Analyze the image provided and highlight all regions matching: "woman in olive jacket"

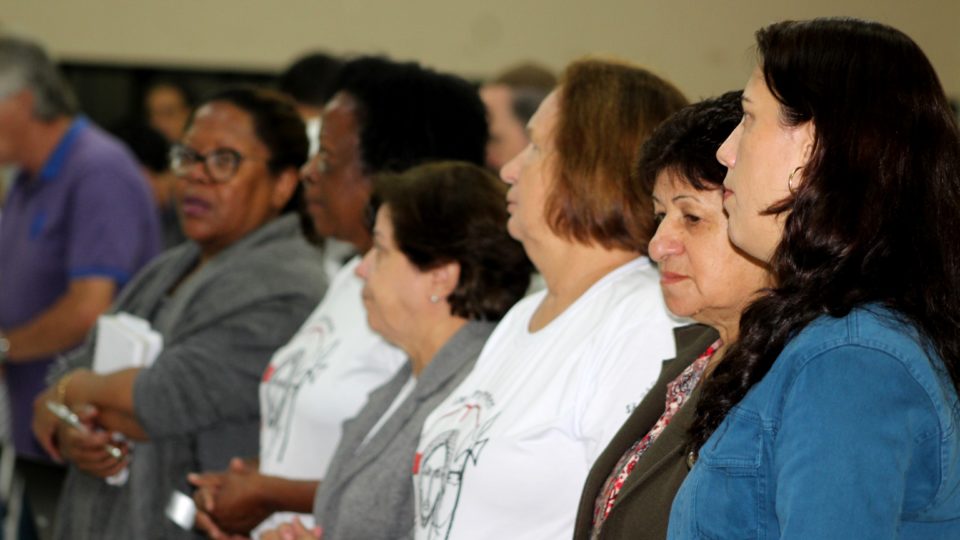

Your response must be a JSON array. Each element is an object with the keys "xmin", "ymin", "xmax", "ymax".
[{"xmin": 573, "ymin": 92, "xmax": 770, "ymax": 539}]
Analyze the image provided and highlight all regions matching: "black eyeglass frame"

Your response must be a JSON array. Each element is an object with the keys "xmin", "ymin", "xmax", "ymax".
[{"xmin": 169, "ymin": 144, "xmax": 256, "ymax": 183}]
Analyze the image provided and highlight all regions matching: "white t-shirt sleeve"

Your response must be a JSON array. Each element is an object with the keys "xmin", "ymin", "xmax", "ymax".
[{"xmin": 574, "ymin": 319, "xmax": 675, "ymax": 461}]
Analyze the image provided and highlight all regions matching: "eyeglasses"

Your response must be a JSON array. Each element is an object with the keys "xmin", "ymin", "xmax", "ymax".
[{"xmin": 169, "ymin": 144, "xmax": 261, "ymax": 183}]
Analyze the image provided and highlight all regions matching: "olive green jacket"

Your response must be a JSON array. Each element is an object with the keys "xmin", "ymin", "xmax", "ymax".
[{"xmin": 573, "ymin": 324, "xmax": 720, "ymax": 540}]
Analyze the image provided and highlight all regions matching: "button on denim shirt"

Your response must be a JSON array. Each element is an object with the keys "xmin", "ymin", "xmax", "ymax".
[{"xmin": 668, "ymin": 307, "xmax": 960, "ymax": 539}]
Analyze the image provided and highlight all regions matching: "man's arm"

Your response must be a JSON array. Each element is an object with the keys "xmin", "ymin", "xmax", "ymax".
[{"xmin": 3, "ymin": 277, "xmax": 115, "ymax": 361}]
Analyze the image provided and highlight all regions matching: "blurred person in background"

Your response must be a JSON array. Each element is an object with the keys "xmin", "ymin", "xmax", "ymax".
[
  {"xmin": 480, "ymin": 62, "xmax": 556, "ymax": 171},
  {"xmin": 0, "ymin": 164, "xmax": 13, "ymax": 206},
  {"xmin": 113, "ymin": 122, "xmax": 186, "ymax": 248},
  {"xmin": 0, "ymin": 35, "xmax": 160, "ymax": 540},
  {"xmin": 145, "ymin": 79, "xmax": 195, "ymax": 144}
]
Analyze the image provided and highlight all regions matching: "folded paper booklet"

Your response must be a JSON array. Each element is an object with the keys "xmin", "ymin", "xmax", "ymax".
[
  {"xmin": 92, "ymin": 312, "xmax": 163, "ymax": 374},
  {"xmin": 90, "ymin": 313, "xmax": 163, "ymax": 486}
]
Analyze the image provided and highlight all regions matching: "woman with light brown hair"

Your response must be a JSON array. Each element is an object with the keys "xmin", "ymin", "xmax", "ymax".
[{"xmin": 408, "ymin": 58, "xmax": 687, "ymax": 540}]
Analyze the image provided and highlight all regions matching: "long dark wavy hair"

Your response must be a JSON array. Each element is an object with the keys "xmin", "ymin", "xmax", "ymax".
[{"xmin": 689, "ymin": 18, "xmax": 960, "ymax": 451}]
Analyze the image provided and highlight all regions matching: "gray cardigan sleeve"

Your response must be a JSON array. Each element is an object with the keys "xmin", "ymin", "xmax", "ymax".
[
  {"xmin": 131, "ymin": 288, "xmax": 317, "ymax": 439},
  {"xmin": 131, "ymin": 232, "xmax": 326, "ymax": 439}
]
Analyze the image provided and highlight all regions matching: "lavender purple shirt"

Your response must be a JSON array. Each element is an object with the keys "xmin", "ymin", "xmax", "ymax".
[{"xmin": 0, "ymin": 117, "xmax": 161, "ymax": 459}]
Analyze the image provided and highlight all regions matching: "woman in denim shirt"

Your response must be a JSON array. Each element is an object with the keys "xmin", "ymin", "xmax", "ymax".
[{"xmin": 668, "ymin": 18, "xmax": 960, "ymax": 539}]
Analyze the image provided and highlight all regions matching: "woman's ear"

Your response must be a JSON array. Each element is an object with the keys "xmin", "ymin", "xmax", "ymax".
[
  {"xmin": 429, "ymin": 261, "xmax": 461, "ymax": 299},
  {"xmin": 799, "ymin": 121, "xmax": 816, "ymax": 164},
  {"xmin": 271, "ymin": 168, "xmax": 300, "ymax": 210},
  {"xmin": 787, "ymin": 121, "xmax": 816, "ymax": 192}
]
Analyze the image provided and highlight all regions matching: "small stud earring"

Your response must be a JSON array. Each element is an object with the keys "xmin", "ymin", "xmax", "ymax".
[{"xmin": 430, "ymin": 295, "xmax": 440, "ymax": 304}]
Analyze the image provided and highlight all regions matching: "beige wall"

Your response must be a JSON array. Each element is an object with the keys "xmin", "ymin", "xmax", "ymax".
[{"xmin": 2, "ymin": 0, "xmax": 958, "ymax": 99}]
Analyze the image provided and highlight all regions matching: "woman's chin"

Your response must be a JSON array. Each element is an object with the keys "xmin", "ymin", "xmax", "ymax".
[
  {"xmin": 665, "ymin": 299, "xmax": 700, "ymax": 322},
  {"xmin": 180, "ymin": 223, "xmax": 209, "ymax": 245}
]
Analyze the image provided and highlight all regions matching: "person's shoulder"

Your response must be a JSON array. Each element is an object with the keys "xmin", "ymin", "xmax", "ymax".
[
  {"xmin": 472, "ymin": 289, "xmax": 544, "ymax": 348},
  {"xmin": 599, "ymin": 257, "xmax": 662, "ymax": 301},
  {"xmin": 770, "ymin": 306, "xmax": 955, "ymax": 420},
  {"xmin": 501, "ymin": 287, "xmax": 547, "ymax": 321},
  {"xmin": 581, "ymin": 257, "xmax": 674, "ymax": 327},
  {"xmin": 115, "ymin": 242, "xmax": 198, "ymax": 297},
  {"xmin": 786, "ymin": 306, "xmax": 929, "ymax": 368},
  {"xmin": 754, "ymin": 307, "xmax": 960, "ymax": 462},
  {"xmin": 674, "ymin": 324, "xmax": 721, "ymax": 361},
  {"xmin": 201, "ymin": 220, "xmax": 326, "ymax": 305},
  {"xmin": 69, "ymin": 122, "xmax": 142, "ymax": 173},
  {"xmin": 235, "ymin": 234, "xmax": 325, "ymax": 287}
]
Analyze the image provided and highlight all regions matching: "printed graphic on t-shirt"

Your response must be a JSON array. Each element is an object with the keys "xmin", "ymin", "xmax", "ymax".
[
  {"xmin": 414, "ymin": 390, "xmax": 500, "ymax": 540},
  {"xmin": 261, "ymin": 316, "xmax": 338, "ymax": 464}
]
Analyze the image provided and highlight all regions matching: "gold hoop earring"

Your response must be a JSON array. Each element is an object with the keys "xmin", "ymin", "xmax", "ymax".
[{"xmin": 787, "ymin": 166, "xmax": 803, "ymax": 193}]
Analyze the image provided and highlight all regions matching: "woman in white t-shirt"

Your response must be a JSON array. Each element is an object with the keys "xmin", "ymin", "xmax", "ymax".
[{"xmin": 407, "ymin": 59, "xmax": 689, "ymax": 540}]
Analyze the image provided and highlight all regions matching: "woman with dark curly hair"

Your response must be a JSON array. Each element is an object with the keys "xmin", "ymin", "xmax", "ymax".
[{"xmin": 668, "ymin": 18, "xmax": 960, "ymax": 539}]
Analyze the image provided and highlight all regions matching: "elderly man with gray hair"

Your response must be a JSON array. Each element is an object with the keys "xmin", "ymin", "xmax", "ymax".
[{"xmin": 0, "ymin": 35, "xmax": 160, "ymax": 539}]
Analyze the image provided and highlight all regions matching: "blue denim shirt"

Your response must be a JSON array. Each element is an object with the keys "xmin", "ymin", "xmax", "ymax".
[{"xmin": 668, "ymin": 307, "xmax": 960, "ymax": 539}]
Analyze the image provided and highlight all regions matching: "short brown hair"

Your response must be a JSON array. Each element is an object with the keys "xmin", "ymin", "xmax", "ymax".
[
  {"xmin": 373, "ymin": 162, "xmax": 532, "ymax": 321},
  {"xmin": 546, "ymin": 58, "xmax": 687, "ymax": 254}
]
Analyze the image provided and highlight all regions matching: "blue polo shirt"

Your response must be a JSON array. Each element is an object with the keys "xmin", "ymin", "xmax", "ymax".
[{"xmin": 0, "ymin": 117, "xmax": 161, "ymax": 459}]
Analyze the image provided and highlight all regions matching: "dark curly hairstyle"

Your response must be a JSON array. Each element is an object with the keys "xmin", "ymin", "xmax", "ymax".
[
  {"xmin": 372, "ymin": 162, "xmax": 532, "ymax": 321},
  {"xmin": 197, "ymin": 86, "xmax": 307, "ymax": 175},
  {"xmin": 278, "ymin": 52, "xmax": 342, "ymax": 108},
  {"xmin": 637, "ymin": 91, "xmax": 742, "ymax": 197},
  {"xmin": 690, "ymin": 18, "xmax": 960, "ymax": 451},
  {"xmin": 193, "ymin": 86, "xmax": 308, "ymax": 216},
  {"xmin": 330, "ymin": 56, "xmax": 488, "ymax": 174}
]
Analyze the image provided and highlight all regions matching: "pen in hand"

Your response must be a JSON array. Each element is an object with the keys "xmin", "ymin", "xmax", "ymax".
[{"xmin": 45, "ymin": 400, "xmax": 124, "ymax": 459}]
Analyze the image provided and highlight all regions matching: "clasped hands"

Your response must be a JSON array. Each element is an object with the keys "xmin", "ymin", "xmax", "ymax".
[
  {"xmin": 31, "ymin": 383, "xmax": 130, "ymax": 478},
  {"xmin": 189, "ymin": 457, "xmax": 276, "ymax": 539}
]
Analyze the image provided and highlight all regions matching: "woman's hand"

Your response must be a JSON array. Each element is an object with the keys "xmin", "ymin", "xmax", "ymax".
[
  {"xmin": 31, "ymin": 385, "xmax": 63, "ymax": 461},
  {"xmin": 259, "ymin": 518, "xmax": 321, "ymax": 540},
  {"xmin": 189, "ymin": 469, "xmax": 225, "ymax": 515},
  {"xmin": 189, "ymin": 469, "xmax": 232, "ymax": 539},
  {"xmin": 58, "ymin": 404, "xmax": 129, "ymax": 478},
  {"xmin": 193, "ymin": 510, "xmax": 251, "ymax": 540},
  {"xmin": 190, "ymin": 457, "xmax": 270, "ymax": 535}
]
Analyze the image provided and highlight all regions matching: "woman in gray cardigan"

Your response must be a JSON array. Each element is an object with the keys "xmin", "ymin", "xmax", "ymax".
[
  {"xmin": 573, "ymin": 92, "xmax": 772, "ymax": 539},
  {"xmin": 30, "ymin": 87, "xmax": 327, "ymax": 540},
  {"xmin": 261, "ymin": 162, "xmax": 532, "ymax": 540}
]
